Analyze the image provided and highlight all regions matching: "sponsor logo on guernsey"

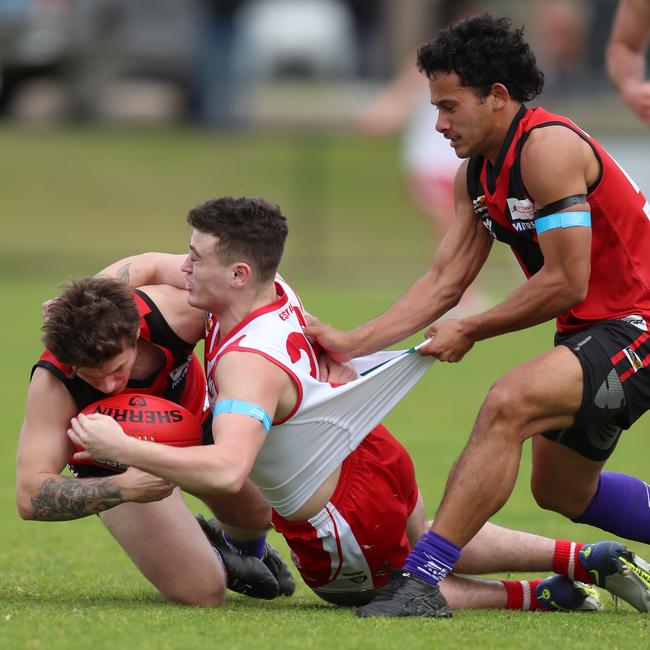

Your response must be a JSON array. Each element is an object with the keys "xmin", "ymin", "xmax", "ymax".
[
  {"xmin": 506, "ymin": 197, "xmax": 536, "ymax": 231},
  {"xmin": 472, "ymin": 194, "xmax": 488, "ymax": 217},
  {"xmin": 482, "ymin": 216, "xmax": 496, "ymax": 238},
  {"xmin": 472, "ymin": 195, "xmax": 497, "ymax": 238},
  {"xmin": 169, "ymin": 357, "xmax": 191, "ymax": 389},
  {"xmin": 623, "ymin": 346, "xmax": 643, "ymax": 373},
  {"xmin": 207, "ymin": 376, "xmax": 216, "ymax": 404},
  {"xmin": 205, "ymin": 313, "xmax": 215, "ymax": 334}
]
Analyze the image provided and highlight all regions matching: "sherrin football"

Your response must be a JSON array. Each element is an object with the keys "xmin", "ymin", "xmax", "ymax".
[{"xmin": 71, "ymin": 393, "xmax": 203, "ymax": 473}]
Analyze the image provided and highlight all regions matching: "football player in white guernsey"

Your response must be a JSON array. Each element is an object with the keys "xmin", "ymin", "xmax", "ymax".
[{"xmin": 69, "ymin": 197, "xmax": 617, "ymax": 613}]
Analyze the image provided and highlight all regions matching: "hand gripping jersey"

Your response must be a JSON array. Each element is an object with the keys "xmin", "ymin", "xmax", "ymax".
[
  {"xmin": 33, "ymin": 289, "xmax": 206, "ymax": 417},
  {"xmin": 466, "ymin": 105, "xmax": 650, "ymax": 334},
  {"xmin": 204, "ymin": 278, "xmax": 433, "ymax": 517}
]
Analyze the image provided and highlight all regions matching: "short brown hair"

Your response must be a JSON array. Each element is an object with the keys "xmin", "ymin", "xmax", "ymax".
[
  {"xmin": 43, "ymin": 277, "xmax": 140, "ymax": 367},
  {"xmin": 187, "ymin": 197, "xmax": 288, "ymax": 282}
]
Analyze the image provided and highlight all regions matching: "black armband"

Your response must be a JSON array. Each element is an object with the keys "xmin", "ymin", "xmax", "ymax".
[{"xmin": 535, "ymin": 194, "xmax": 587, "ymax": 219}]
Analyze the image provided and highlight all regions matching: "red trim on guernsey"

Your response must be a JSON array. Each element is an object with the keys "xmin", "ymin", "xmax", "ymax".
[
  {"xmin": 209, "ymin": 335, "xmax": 245, "ymax": 396},
  {"xmin": 217, "ymin": 282, "xmax": 289, "ymax": 349},
  {"xmin": 215, "ymin": 344, "xmax": 304, "ymax": 424},
  {"xmin": 213, "ymin": 335, "xmax": 246, "ymax": 367},
  {"xmin": 276, "ymin": 276, "xmax": 309, "ymax": 324},
  {"xmin": 131, "ymin": 292, "xmax": 152, "ymax": 340}
]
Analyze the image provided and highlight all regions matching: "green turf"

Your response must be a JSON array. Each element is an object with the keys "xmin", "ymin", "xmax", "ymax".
[{"xmin": 1, "ymin": 126, "xmax": 649, "ymax": 649}]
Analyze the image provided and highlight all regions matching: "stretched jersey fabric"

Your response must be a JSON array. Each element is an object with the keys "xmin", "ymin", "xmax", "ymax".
[
  {"xmin": 466, "ymin": 105, "xmax": 650, "ymax": 334},
  {"xmin": 33, "ymin": 289, "xmax": 206, "ymax": 418},
  {"xmin": 204, "ymin": 278, "xmax": 434, "ymax": 517}
]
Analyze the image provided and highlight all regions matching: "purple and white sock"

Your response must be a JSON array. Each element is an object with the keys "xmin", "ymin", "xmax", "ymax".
[{"xmin": 403, "ymin": 530, "xmax": 461, "ymax": 586}]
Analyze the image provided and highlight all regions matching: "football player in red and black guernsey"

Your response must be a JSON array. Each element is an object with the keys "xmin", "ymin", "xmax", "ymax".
[
  {"xmin": 17, "ymin": 276, "xmax": 294, "ymax": 605},
  {"xmin": 305, "ymin": 14, "xmax": 650, "ymax": 617}
]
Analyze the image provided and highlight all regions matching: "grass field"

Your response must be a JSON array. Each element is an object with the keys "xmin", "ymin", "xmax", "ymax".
[{"xmin": 1, "ymin": 126, "xmax": 649, "ymax": 649}]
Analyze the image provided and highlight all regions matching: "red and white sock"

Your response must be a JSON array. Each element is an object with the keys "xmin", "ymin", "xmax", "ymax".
[
  {"xmin": 552, "ymin": 539, "xmax": 592, "ymax": 584},
  {"xmin": 502, "ymin": 579, "xmax": 546, "ymax": 610}
]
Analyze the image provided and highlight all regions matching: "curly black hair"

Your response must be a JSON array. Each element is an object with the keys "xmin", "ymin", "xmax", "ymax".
[{"xmin": 417, "ymin": 14, "xmax": 544, "ymax": 102}]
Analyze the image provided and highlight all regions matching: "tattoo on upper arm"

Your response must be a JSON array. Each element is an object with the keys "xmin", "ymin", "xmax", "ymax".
[
  {"xmin": 30, "ymin": 476, "xmax": 124, "ymax": 521},
  {"xmin": 116, "ymin": 263, "xmax": 131, "ymax": 283}
]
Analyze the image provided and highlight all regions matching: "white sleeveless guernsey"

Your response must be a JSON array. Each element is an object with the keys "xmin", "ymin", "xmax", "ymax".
[{"xmin": 204, "ymin": 277, "xmax": 434, "ymax": 517}]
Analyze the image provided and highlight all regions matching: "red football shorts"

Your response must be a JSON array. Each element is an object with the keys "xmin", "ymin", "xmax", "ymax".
[{"xmin": 272, "ymin": 424, "xmax": 419, "ymax": 594}]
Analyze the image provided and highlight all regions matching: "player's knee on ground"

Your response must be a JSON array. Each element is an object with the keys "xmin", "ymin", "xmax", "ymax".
[
  {"xmin": 157, "ymin": 556, "xmax": 227, "ymax": 607},
  {"xmin": 161, "ymin": 579, "xmax": 226, "ymax": 607}
]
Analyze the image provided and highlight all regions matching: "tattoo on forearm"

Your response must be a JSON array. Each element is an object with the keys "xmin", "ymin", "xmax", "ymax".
[
  {"xmin": 116, "ymin": 263, "xmax": 131, "ymax": 283},
  {"xmin": 30, "ymin": 476, "xmax": 124, "ymax": 521}
]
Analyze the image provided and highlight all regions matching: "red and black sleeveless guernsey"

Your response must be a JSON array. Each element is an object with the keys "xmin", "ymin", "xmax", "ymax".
[
  {"xmin": 466, "ymin": 105, "xmax": 650, "ymax": 334},
  {"xmin": 32, "ymin": 289, "xmax": 206, "ymax": 417}
]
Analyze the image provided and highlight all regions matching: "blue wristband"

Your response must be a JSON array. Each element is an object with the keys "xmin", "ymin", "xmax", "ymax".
[
  {"xmin": 535, "ymin": 211, "xmax": 591, "ymax": 234},
  {"xmin": 213, "ymin": 400, "xmax": 272, "ymax": 432}
]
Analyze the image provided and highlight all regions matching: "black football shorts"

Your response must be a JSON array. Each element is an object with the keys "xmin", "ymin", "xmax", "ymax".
[{"xmin": 542, "ymin": 318, "xmax": 650, "ymax": 461}]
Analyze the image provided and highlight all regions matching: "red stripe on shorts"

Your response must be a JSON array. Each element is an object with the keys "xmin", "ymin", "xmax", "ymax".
[
  {"xmin": 610, "ymin": 331, "xmax": 650, "ymax": 364},
  {"xmin": 619, "ymin": 351, "xmax": 650, "ymax": 383}
]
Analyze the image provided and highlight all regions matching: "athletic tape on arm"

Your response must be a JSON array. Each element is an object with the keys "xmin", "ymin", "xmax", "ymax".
[
  {"xmin": 535, "ymin": 211, "xmax": 591, "ymax": 235},
  {"xmin": 213, "ymin": 400, "xmax": 272, "ymax": 432}
]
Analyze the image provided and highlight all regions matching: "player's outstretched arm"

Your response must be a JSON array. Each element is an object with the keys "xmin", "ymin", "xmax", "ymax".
[
  {"xmin": 426, "ymin": 126, "xmax": 592, "ymax": 362},
  {"xmin": 69, "ymin": 352, "xmax": 290, "ymax": 496},
  {"xmin": 305, "ymin": 160, "xmax": 493, "ymax": 359},
  {"xmin": 16, "ymin": 370, "xmax": 174, "ymax": 521},
  {"xmin": 606, "ymin": 0, "xmax": 650, "ymax": 123},
  {"xmin": 98, "ymin": 252, "xmax": 188, "ymax": 289}
]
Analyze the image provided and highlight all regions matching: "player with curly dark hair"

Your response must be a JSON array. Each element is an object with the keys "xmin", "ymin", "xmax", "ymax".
[
  {"xmin": 306, "ymin": 13, "xmax": 650, "ymax": 618},
  {"xmin": 417, "ymin": 13, "xmax": 544, "ymax": 103}
]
